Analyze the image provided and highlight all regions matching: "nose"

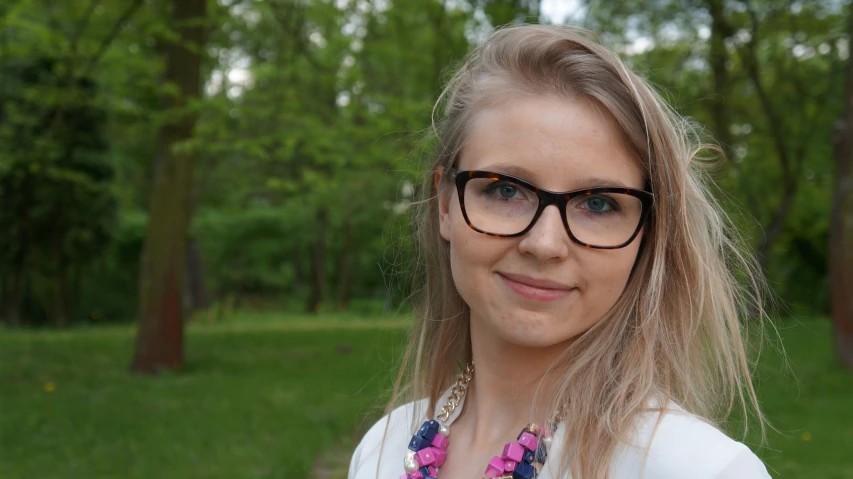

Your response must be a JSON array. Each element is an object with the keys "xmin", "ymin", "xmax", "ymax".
[{"xmin": 517, "ymin": 204, "xmax": 571, "ymax": 260}]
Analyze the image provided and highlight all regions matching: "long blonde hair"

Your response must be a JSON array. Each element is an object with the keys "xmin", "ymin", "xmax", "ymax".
[{"xmin": 384, "ymin": 24, "xmax": 771, "ymax": 479}]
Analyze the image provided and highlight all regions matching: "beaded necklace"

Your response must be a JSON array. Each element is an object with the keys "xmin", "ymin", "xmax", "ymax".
[{"xmin": 401, "ymin": 362, "xmax": 558, "ymax": 479}]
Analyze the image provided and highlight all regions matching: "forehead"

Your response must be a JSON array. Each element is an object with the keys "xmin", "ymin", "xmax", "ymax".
[{"xmin": 457, "ymin": 95, "xmax": 645, "ymax": 191}]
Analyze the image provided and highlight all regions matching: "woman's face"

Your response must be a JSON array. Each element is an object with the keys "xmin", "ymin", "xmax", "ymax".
[{"xmin": 438, "ymin": 95, "xmax": 646, "ymax": 348}]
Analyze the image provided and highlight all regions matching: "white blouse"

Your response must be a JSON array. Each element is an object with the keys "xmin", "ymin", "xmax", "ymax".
[{"xmin": 348, "ymin": 387, "xmax": 772, "ymax": 479}]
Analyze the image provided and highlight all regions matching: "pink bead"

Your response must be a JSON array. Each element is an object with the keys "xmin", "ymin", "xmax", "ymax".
[
  {"xmin": 504, "ymin": 460, "xmax": 518, "ymax": 472},
  {"xmin": 485, "ymin": 456, "xmax": 507, "ymax": 478},
  {"xmin": 431, "ymin": 433, "xmax": 449, "ymax": 449},
  {"xmin": 423, "ymin": 465, "xmax": 437, "ymax": 477},
  {"xmin": 432, "ymin": 448, "xmax": 447, "ymax": 467},
  {"xmin": 399, "ymin": 475, "xmax": 409, "ymax": 479},
  {"xmin": 518, "ymin": 431, "xmax": 539, "ymax": 451},
  {"xmin": 501, "ymin": 442, "xmax": 525, "ymax": 462},
  {"xmin": 409, "ymin": 471, "xmax": 424, "ymax": 479},
  {"xmin": 414, "ymin": 448, "xmax": 436, "ymax": 467}
]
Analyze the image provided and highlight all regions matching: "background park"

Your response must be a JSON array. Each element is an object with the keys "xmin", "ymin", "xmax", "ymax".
[{"xmin": 1, "ymin": 0, "xmax": 852, "ymax": 478}]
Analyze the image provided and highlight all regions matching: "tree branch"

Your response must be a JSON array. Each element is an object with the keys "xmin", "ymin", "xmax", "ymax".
[
  {"xmin": 704, "ymin": 0, "xmax": 762, "ymax": 217},
  {"xmin": 45, "ymin": 0, "xmax": 143, "ymax": 136},
  {"xmin": 81, "ymin": 0, "xmax": 144, "ymax": 77},
  {"xmin": 737, "ymin": 0, "xmax": 801, "ymax": 264},
  {"xmin": 739, "ymin": 2, "xmax": 793, "ymax": 180},
  {"xmin": 69, "ymin": 0, "xmax": 102, "ymax": 51}
]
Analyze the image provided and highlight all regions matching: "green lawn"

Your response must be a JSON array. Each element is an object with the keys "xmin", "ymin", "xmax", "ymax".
[
  {"xmin": 744, "ymin": 319, "xmax": 853, "ymax": 478},
  {"xmin": 0, "ymin": 316, "xmax": 851, "ymax": 478}
]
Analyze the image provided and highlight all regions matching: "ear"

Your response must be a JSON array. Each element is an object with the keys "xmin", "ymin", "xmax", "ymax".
[{"xmin": 434, "ymin": 166, "xmax": 451, "ymax": 241}]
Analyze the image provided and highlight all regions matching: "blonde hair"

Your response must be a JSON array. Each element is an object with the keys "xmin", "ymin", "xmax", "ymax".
[{"xmin": 383, "ymin": 24, "xmax": 771, "ymax": 479}]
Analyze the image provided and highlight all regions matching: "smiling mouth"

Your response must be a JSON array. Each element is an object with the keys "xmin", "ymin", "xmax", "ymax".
[{"xmin": 497, "ymin": 273, "xmax": 575, "ymax": 302}]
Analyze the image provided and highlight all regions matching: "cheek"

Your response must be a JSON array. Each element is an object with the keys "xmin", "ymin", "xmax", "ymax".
[
  {"xmin": 446, "ymin": 209, "xmax": 507, "ymax": 304},
  {"xmin": 582, "ymin": 242, "xmax": 641, "ymax": 307},
  {"xmin": 447, "ymin": 224, "xmax": 487, "ymax": 288}
]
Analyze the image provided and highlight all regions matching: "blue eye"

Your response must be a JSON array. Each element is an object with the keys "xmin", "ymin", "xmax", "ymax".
[
  {"xmin": 581, "ymin": 195, "xmax": 618, "ymax": 214},
  {"xmin": 484, "ymin": 181, "xmax": 526, "ymax": 200},
  {"xmin": 497, "ymin": 184, "xmax": 518, "ymax": 199}
]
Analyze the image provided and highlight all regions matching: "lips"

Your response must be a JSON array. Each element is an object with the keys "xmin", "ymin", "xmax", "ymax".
[
  {"xmin": 497, "ymin": 272, "xmax": 575, "ymax": 302},
  {"xmin": 499, "ymin": 272, "xmax": 573, "ymax": 290}
]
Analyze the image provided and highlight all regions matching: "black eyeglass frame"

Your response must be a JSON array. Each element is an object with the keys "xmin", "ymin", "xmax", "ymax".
[{"xmin": 447, "ymin": 167, "xmax": 655, "ymax": 250}]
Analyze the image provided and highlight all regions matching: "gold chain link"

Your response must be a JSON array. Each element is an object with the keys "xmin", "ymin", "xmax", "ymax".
[{"xmin": 436, "ymin": 362, "xmax": 475, "ymax": 423}]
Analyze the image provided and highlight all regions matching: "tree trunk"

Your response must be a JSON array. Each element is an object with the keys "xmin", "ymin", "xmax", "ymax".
[
  {"xmin": 1, "ymin": 277, "xmax": 6, "ymax": 327},
  {"xmin": 2, "ymin": 274, "xmax": 12, "ymax": 327},
  {"xmin": 186, "ymin": 237, "xmax": 208, "ymax": 312},
  {"xmin": 131, "ymin": 0, "xmax": 206, "ymax": 374},
  {"xmin": 52, "ymin": 222, "xmax": 69, "ymax": 328},
  {"xmin": 707, "ymin": 0, "xmax": 732, "ymax": 156},
  {"xmin": 292, "ymin": 243, "xmax": 303, "ymax": 290},
  {"xmin": 306, "ymin": 207, "xmax": 328, "ymax": 313},
  {"xmin": 336, "ymin": 219, "xmax": 352, "ymax": 311},
  {"xmin": 2, "ymin": 169, "xmax": 32, "ymax": 327},
  {"xmin": 738, "ymin": 5, "xmax": 801, "ymax": 268},
  {"xmin": 2, "ymin": 264, "xmax": 24, "ymax": 327},
  {"xmin": 70, "ymin": 262, "xmax": 81, "ymax": 320},
  {"xmin": 830, "ymin": 6, "xmax": 853, "ymax": 371}
]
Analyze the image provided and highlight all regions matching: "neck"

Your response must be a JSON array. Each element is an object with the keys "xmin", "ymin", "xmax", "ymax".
[{"xmin": 455, "ymin": 312, "xmax": 570, "ymax": 450}]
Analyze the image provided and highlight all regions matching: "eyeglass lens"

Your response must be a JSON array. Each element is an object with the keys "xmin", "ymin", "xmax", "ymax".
[{"xmin": 463, "ymin": 177, "xmax": 643, "ymax": 247}]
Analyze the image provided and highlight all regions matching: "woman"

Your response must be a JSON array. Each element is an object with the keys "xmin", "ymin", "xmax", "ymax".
[{"xmin": 348, "ymin": 24, "xmax": 773, "ymax": 479}]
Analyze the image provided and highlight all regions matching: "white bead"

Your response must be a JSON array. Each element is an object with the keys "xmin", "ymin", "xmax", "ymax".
[
  {"xmin": 404, "ymin": 451, "xmax": 418, "ymax": 472},
  {"xmin": 439, "ymin": 424, "xmax": 450, "ymax": 436}
]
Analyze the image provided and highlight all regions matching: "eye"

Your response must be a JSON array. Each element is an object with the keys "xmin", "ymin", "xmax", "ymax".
[
  {"xmin": 483, "ymin": 181, "xmax": 528, "ymax": 201},
  {"xmin": 578, "ymin": 195, "xmax": 618, "ymax": 214},
  {"xmin": 497, "ymin": 183, "xmax": 518, "ymax": 199}
]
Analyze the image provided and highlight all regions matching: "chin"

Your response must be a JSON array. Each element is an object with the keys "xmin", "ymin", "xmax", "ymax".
[
  {"xmin": 505, "ymin": 333, "xmax": 572, "ymax": 349},
  {"xmin": 489, "ymin": 311, "xmax": 583, "ymax": 349}
]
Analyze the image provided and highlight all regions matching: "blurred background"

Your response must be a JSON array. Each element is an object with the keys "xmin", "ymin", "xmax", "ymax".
[{"xmin": 0, "ymin": 0, "xmax": 851, "ymax": 478}]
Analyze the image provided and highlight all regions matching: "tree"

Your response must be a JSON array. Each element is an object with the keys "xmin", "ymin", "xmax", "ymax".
[
  {"xmin": 131, "ymin": 0, "xmax": 207, "ymax": 373},
  {"xmin": 583, "ymin": 0, "xmax": 846, "ymax": 314},
  {"xmin": 191, "ymin": 0, "xmax": 476, "ymax": 313},
  {"xmin": 830, "ymin": 4, "xmax": 853, "ymax": 370},
  {"xmin": 1, "ymin": 0, "xmax": 140, "ymax": 327}
]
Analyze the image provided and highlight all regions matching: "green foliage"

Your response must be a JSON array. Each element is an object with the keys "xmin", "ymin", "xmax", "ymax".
[
  {"xmin": 76, "ymin": 212, "xmax": 147, "ymax": 323},
  {"xmin": 0, "ymin": 0, "xmax": 842, "ymax": 324},
  {"xmin": 583, "ymin": 0, "xmax": 847, "ymax": 314},
  {"xmin": 190, "ymin": 0, "xmax": 478, "ymax": 314},
  {"xmin": 0, "ymin": 53, "xmax": 117, "ymax": 325}
]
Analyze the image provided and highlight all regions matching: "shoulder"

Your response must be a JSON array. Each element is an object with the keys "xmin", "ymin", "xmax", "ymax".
[
  {"xmin": 347, "ymin": 398, "xmax": 430, "ymax": 479},
  {"xmin": 611, "ymin": 406, "xmax": 771, "ymax": 479}
]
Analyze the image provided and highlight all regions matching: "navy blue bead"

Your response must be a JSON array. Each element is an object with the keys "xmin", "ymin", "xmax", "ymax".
[
  {"xmin": 408, "ymin": 434, "xmax": 431, "ymax": 451},
  {"xmin": 512, "ymin": 461, "xmax": 536, "ymax": 479},
  {"xmin": 534, "ymin": 443, "xmax": 547, "ymax": 463},
  {"xmin": 420, "ymin": 466, "xmax": 437, "ymax": 478},
  {"xmin": 417, "ymin": 420, "xmax": 439, "ymax": 442},
  {"xmin": 522, "ymin": 449, "xmax": 535, "ymax": 464}
]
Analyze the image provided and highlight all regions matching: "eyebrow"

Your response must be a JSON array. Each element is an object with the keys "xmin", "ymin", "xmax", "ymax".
[{"xmin": 481, "ymin": 163, "xmax": 633, "ymax": 189}]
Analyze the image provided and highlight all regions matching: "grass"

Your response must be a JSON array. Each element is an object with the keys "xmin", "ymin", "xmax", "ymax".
[
  {"xmin": 0, "ymin": 314, "xmax": 408, "ymax": 479},
  {"xmin": 744, "ymin": 319, "xmax": 853, "ymax": 478},
  {"xmin": 0, "ymin": 314, "xmax": 851, "ymax": 478}
]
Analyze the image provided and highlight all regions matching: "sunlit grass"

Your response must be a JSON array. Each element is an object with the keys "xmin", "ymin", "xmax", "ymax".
[
  {"xmin": 0, "ymin": 314, "xmax": 407, "ymax": 479},
  {"xmin": 1, "ymin": 315, "xmax": 851, "ymax": 478}
]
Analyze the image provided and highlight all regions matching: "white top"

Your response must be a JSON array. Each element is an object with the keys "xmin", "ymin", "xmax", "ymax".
[{"xmin": 348, "ymin": 386, "xmax": 772, "ymax": 479}]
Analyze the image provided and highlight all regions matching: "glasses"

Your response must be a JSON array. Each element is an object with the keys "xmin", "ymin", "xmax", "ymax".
[{"xmin": 448, "ymin": 167, "xmax": 654, "ymax": 250}]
